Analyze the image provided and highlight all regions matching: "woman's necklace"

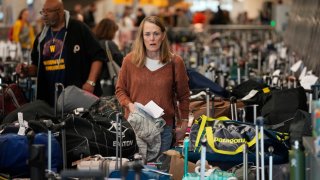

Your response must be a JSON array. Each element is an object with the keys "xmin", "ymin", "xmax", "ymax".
[{"xmin": 49, "ymin": 28, "xmax": 61, "ymax": 54}]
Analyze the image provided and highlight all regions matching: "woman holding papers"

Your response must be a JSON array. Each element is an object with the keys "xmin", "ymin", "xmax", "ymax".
[{"xmin": 115, "ymin": 16, "xmax": 190, "ymax": 158}]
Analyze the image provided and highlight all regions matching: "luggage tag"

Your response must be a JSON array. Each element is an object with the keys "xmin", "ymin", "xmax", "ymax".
[
  {"xmin": 17, "ymin": 112, "xmax": 28, "ymax": 135},
  {"xmin": 241, "ymin": 90, "xmax": 259, "ymax": 101}
]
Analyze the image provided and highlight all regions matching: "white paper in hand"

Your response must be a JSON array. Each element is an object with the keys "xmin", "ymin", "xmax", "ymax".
[
  {"xmin": 145, "ymin": 101, "xmax": 164, "ymax": 118},
  {"xmin": 134, "ymin": 101, "xmax": 164, "ymax": 118}
]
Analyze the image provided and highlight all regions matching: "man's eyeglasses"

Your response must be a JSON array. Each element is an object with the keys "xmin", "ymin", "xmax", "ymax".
[{"xmin": 39, "ymin": 8, "xmax": 60, "ymax": 15}]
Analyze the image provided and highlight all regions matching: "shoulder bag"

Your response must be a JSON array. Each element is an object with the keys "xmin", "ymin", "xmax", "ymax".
[{"xmin": 105, "ymin": 41, "xmax": 121, "ymax": 79}]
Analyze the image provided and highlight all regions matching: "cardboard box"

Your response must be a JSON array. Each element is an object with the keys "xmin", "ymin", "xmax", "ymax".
[{"xmin": 164, "ymin": 150, "xmax": 196, "ymax": 180}]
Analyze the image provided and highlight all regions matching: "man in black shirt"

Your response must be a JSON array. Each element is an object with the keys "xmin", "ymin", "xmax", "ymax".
[{"xmin": 16, "ymin": 0, "xmax": 106, "ymax": 106}]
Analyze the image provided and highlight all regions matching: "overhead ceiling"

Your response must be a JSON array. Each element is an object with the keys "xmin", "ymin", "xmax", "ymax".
[{"xmin": 62, "ymin": 0, "xmax": 183, "ymax": 11}]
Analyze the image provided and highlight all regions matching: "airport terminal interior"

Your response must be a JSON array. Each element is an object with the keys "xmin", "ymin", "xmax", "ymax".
[{"xmin": 0, "ymin": 0, "xmax": 320, "ymax": 179}]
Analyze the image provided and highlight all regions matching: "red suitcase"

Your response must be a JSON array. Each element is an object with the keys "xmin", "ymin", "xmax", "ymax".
[{"xmin": 0, "ymin": 83, "xmax": 27, "ymax": 115}]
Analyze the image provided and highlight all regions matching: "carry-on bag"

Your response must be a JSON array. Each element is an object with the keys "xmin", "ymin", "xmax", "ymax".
[
  {"xmin": 0, "ymin": 132, "xmax": 62, "ymax": 178},
  {"xmin": 189, "ymin": 115, "xmax": 289, "ymax": 162},
  {"xmin": 51, "ymin": 82, "xmax": 138, "ymax": 168},
  {"xmin": 0, "ymin": 83, "xmax": 27, "ymax": 116},
  {"xmin": 187, "ymin": 68, "xmax": 229, "ymax": 98},
  {"xmin": 60, "ymin": 111, "xmax": 138, "ymax": 167},
  {"xmin": 189, "ymin": 96, "xmax": 245, "ymax": 120},
  {"xmin": 261, "ymin": 86, "xmax": 308, "ymax": 132}
]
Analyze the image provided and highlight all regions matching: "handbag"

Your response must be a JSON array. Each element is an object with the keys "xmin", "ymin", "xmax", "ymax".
[{"xmin": 105, "ymin": 41, "xmax": 121, "ymax": 79}]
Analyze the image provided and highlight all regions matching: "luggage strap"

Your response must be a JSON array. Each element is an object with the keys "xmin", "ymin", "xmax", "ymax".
[{"xmin": 6, "ymin": 87, "xmax": 21, "ymax": 108}]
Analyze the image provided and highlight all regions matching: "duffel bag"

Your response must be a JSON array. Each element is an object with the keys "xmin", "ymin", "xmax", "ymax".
[
  {"xmin": 62, "ymin": 111, "xmax": 138, "ymax": 167},
  {"xmin": 0, "ymin": 133, "xmax": 62, "ymax": 177},
  {"xmin": 261, "ymin": 86, "xmax": 308, "ymax": 132},
  {"xmin": 189, "ymin": 115, "xmax": 289, "ymax": 156},
  {"xmin": 190, "ymin": 97, "xmax": 245, "ymax": 120}
]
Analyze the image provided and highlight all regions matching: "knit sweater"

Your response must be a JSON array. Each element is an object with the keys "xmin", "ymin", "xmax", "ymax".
[{"xmin": 116, "ymin": 53, "xmax": 190, "ymax": 126}]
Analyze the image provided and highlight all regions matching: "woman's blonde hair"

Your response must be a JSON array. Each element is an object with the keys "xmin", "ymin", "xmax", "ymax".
[{"xmin": 131, "ymin": 16, "xmax": 172, "ymax": 67}]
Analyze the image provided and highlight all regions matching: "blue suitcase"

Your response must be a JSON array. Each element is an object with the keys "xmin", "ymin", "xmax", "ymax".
[{"xmin": 0, "ymin": 133, "xmax": 62, "ymax": 177}]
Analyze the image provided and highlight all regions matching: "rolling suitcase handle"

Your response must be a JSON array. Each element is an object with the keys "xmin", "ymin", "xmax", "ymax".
[
  {"xmin": 237, "ymin": 65, "xmax": 241, "ymax": 85},
  {"xmin": 200, "ymin": 137, "xmax": 207, "ymax": 180},
  {"xmin": 268, "ymin": 146, "xmax": 274, "ymax": 180},
  {"xmin": 241, "ymin": 107, "xmax": 248, "ymax": 180},
  {"xmin": 252, "ymin": 104, "xmax": 260, "ymax": 180},
  {"xmin": 205, "ymin": 88, "xmax": 211, "ymax": 117},
  {"xmin": 256, "ymin": 117, "xmax": 265, "ymax": 180},
  {"xmin": 243, "ymin": 144, "xmax": 248, "ymax": 180},
  {"xmin": 308, "ymin": 91, "xmax": 313, "ymax": 113},
  {"xmin": 309, "ymin": 85, "xmax": 320, "ymax": 113},
  {"xmin": 54, "ymin": 83, "xmax": 67, "ymax": 170},
  {"xmin": 115, "ymin": 112, "xmax": 123, "ymax": 170},
  {"xmin": 0, "ymin": 83, "xmax": 6, "ymax": 116},
  {"xmin": 230, "ymin": 96, "xmax": 238, "ymax": 120},
  {"xmin": 183, "ymin": 137, "xmax": 190, "ymax": 178}
]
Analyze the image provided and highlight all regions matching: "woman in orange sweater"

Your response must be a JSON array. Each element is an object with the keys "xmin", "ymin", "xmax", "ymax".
[{"xmin": 116, "ymin": 16, "xmax": 190, "ymax": 158}]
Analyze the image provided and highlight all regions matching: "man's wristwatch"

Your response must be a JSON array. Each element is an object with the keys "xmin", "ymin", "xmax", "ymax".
[{"xmin": 86, "ymin": 80, "xmax": 96, "ymax": 87}]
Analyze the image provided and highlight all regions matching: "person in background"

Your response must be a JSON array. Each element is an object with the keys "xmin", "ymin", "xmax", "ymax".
[
  {"xmin": 73, "ymin": 3, "xmax": 83, "ymax": 15},
  {"xmin": 15, "ymin": 0, "xmax": 106, "ymax": 106},
  {"xmin": 157, "ymin": 7, "xmax": 174, "ymax": 27},
  {"xmin": 118, "ymin": 6, "xmax": 134, "ymax": 50},
  {"xmin": 95, "ymin": 18, "xmax": 123, "ymax": 94},
  {"xmin": 135, "ymin": 8, "xmax": 146, "ymax": 27},
  {"xmin": 70, "ymin": 3, "xmax": 84, "ymax": 22},
  {"xmin": 12, "ymin": 8, "xmax": 35, "ymax": 52},
  {"xmin": 105, "ymin": 11, "xmax": 116, "ymax": 21},
  {"xmin": 174, "ymin": 8, "xmax": 190, "ymax": 27},
  {"xmin": 116, "ymin": 16, "xmax": 190, "ymax": 156},
  {"xmin": 211, "ymin": 5, "xmax": 231, "ymax": 25},
  {"xmin": 83, "ymin": 2, "xmax": 97, "ymax": 29},
  {"xmin": 70, "ymin": 11, "xmax": 84, "ymax": 22},
  {"xmin": 192, "ymin": 10, "xmax": 206, "ymax": 24}
]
